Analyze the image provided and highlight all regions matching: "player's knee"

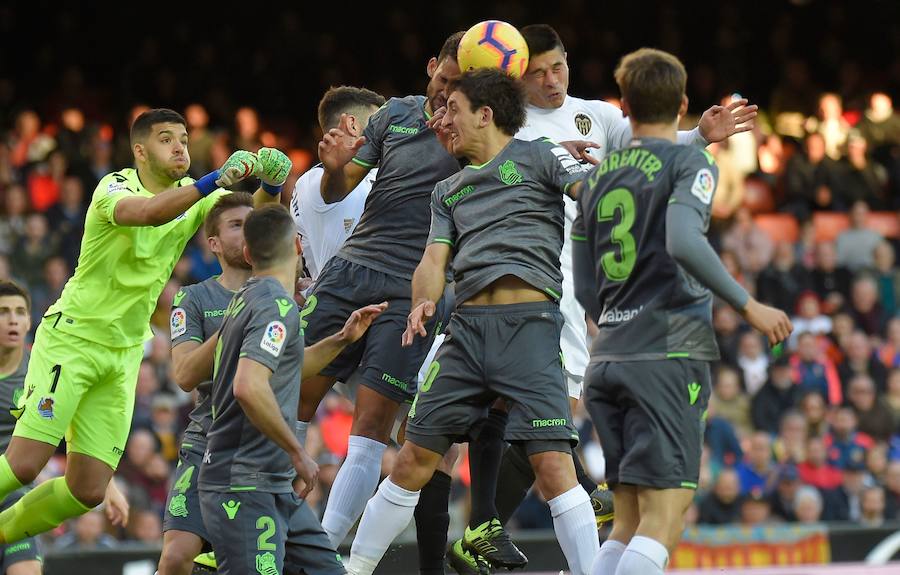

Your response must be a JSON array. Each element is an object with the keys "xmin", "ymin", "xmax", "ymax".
[
  {"xmin": 352, "ymin": 410, "xmax": 393, "ymax": 442},
  {"xmin": 157, "ymin": 545, "xmax": 196, "ymax": 575},
  {"xmin": 8, "ymin": 457, "xmax": 42, "ymax": 485},
  {"xmin": 437, "ymin": 444, "xmax": 459, "ymax": 474},
  {"xmin": 68, "ymin": 481, "xmax": 107, "ymax": 508},
  {"xmin": 530, "ymin": 450, "xmax": 576, "ymax": 495}
]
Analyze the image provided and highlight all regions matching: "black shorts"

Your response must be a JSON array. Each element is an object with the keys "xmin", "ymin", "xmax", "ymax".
[
  {"xmin": 584, "ymin": 358, "xmax": 711, "ymax": 490},
  {"xmin": 0, "ymin": 489, "xmax": 41, "ymax": 570},
  {"xmin": 199, "ymin": 490, "xmax": 344, "ymax": 575},
  {"xmin": 303, "ymin": 257, "xmax": 451, "ymax": 403},
  {"xmin": 405, "ymin": 302, "xmax": 578, "ymax": 455},
  {"xmin": 163, "ymin": 438, "xmax": 209, "ymax": 541}
]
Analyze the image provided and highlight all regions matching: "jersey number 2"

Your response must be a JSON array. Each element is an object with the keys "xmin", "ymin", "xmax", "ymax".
[{"xmin": 597, "ymin": 187, "xmax": 636, "ymax": 281}]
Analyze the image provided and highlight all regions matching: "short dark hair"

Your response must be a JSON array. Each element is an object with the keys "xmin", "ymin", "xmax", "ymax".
[
  {"xmin": 520, "ymin": 24, "xmax": 565, "ymax": 57},
  {"xmin": 439, "ymin": 31, "xmax": 465, "ymax": 63},
  {"xmin": 243, "ymin": 204, "xmax": 296, "ymax": 269},
  {"xmin": 204, "ymin": 192, "xmax": 254, "ymax": 238},
  {"xmin": 614, "ymin": 48, "xmax": 687, "ymax": 124},
  {"xmin": 0, "ymin": 280, "xmax": 30, "ymax": 312},
  {"xmin": 451, "ymin": 69, "xmax": 527, "ymax": 136},
  {"xmin": 130, "ymin": 108, "xmax": 186, "ymax": 146},
  {"xmin": 317, "ymin": 86, "xmax": 386, "ymax": 131}
]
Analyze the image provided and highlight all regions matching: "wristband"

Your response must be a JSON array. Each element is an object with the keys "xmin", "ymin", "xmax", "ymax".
[
  {"xmin": 195, "ymin": 171, "xmax": 220, "ymax": 196},
  {"xmin": 261, "ymin": 181, "xmax": 283, "ymax": 197}
]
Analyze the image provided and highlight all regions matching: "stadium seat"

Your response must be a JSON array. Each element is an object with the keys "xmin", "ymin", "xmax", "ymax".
[
  {"xmin": 742, "ymin": 177, "xmax": 776, "ymax": 214},
  {"xmin": 813, "ymin": 212, "xmax": 850, "ymax": 242},
  {"xmin": 754, "ymin": 213, "xmax": 800, "ymax": 243},
  {"xmin": 866, "ymin": 211, "xmax": 900, "ymax": 238}
]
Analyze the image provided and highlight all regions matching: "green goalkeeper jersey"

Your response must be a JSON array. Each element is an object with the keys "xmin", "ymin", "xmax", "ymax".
[{"xmin": 46, "ymin": 168, "xmax": 228, "ymax": 347}]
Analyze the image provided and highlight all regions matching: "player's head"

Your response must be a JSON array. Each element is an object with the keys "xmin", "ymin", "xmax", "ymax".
[
  {"xmin": 317, "ymin": 86, "xmax": 386, "ymax": 137},
  {"xmin": 242, "ymin": 204, "xmax": 300, "ymax": 273},
  {"xmin": 205, "ymin": 192, "xmax": 254, "ymax": 271},
  {"xmin": 425, "ymin": 31, "xmax": 465, "ymax": 114},
  {"xmin": 131, "ymin": 108, "xmax": 190, "ymax": 181},
  {"xmin": 614, "ymin": 48, "xmax": 688, "ymax": 126},
  {"xmin": 442, "ymin": 69, "xmax": 526, "ymax": 157},
  {"xmin": 520, "ymin": 24, "xmax": 569, "ymax": 109},
  {"xmin": 0, "ymin": 281, "xmax": 30, "ymax": 351}
]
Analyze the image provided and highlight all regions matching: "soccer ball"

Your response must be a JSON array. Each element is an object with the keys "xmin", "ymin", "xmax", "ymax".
[{"xmin": 457, "ymin": 20, "xmax": 529, "ymax": 78}]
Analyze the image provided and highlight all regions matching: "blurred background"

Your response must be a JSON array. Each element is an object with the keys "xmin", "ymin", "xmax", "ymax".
[{"xmin": 3, "ymin": 0, "xmax": 900, "ymax": 571}]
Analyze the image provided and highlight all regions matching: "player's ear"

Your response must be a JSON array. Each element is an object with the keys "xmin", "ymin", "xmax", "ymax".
[
  {"xmin": 620, "ymin": 98, "xmax": 631, "ymax": 119},
  {"xmin": 133, "ymin": 142, "xmax": 145, "ymax": 163},
  {"xmin": 426, "ymin": 57, "xmax": 438, "ymax": 78},
  {"xmin": 480, "ymin": 106, "xmax": 493, "ymax": 128},
  {"xmin": 678, "ymin": 95, "xmax": 689, "ymax": 120},
  {"xmin": 208, "ymin": 235, "xmax": 220, "ymax": 256},
  {"xmin": 242, "ymin": 245, "xmax": 253, "ymax": 267},
  {"xmin": 346, "ymin": 115, "xmax": 359, "ymax": 136}
]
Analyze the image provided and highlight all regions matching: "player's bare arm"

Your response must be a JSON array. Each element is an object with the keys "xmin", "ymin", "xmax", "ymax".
[
  {"xmin": 403, "ymin": 242, "xmax": 451, "ymax": 345},
  {"xmin": 171, "ymin": 333, "xmax": 219, "ymax": 392},
  {"xmin": 301, "ymin": 302, "xmax": 388, "ymax": 379},
  {"xmin": 319, "ymin": 113, "xmax": 370, "ymax": 203}
]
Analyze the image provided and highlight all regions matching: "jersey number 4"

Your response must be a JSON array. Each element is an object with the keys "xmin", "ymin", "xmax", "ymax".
[{"xmin": 597, "ymin": 187, "xmax": 636, "ymax": 281}]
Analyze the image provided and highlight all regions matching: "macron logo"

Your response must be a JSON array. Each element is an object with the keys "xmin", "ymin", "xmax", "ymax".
[{"xmin": 389, "ymin": 124, "xmax": 419, "ymax": 135}]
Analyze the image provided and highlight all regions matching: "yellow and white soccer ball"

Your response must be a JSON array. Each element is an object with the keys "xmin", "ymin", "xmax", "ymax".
[{"xmin": 457, "ymin": 20, "xmax": 530, "ymax": 78}]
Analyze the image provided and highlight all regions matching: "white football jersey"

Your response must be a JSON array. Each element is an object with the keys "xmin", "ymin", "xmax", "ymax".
[
  {"xmin": 290, "ymin": 164, "xmax": 375, "ymax": 281},
  {"xmin": 516, "ymin": 95, "xmax": 706, "ymax": 385}
]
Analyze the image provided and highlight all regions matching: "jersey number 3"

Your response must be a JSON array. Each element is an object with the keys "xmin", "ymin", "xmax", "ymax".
[{"xmin": 597, "ymin": 187, "xmax": 636, "ymax": 281}]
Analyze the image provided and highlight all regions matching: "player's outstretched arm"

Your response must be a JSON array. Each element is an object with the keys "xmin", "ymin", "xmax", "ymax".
[
  {"xmin": 114, "ymin": 151, "xmax": 259, "ymax": 226},
  {"xmin": 301, "ymin": 302, "xmax": 388, "ymax": 379},
  {"xmin": 171, "ymin": 332, "xmax": 219, "ymax": 392},
  {"xmin": 233, "ymin": 357, "xmax": 318, "ymax": 496},
  {"xmin": 402, "ymin": 242, "xmax": 451, "ymax": 347},
  {"xmin": 695, "ymin": 98, "xmax": 758, "ymax": 144},
  {"xmin": 318, "ymin": 114, "xmax": 370, "ymax": 204},
  {"xmin": 251, "ymin": 147, "xmax": 293, "ymax": 207}
]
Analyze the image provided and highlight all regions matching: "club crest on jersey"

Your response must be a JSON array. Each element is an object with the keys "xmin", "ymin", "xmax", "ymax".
[
  {"xmin": 498, "ymin": 160, "xmax": 523, "ymax": 185},
  {"xmin": 171, "ymin": 308, "xmax": 187, "ymax": 339},
  {"xmin": 261, "ymin": 321, "xmax": 287, "ymax": 357},
  {"xmin": 37, "ymin": 397, "xmax": 54, "ymax": 419},
  {"xmin": 343, "ymin": 218, "xmax": 355, "ymax": 233},
  {"xmin": 690, "ymin": 168, "xmax": 715, "ymax": 205},
  {"xmin": 574, "ymin": 113, "xmax": 592, "ymax": 136}
]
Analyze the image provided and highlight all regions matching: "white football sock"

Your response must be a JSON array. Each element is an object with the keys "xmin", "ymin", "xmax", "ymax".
[
  {"xmin": 345, "ymin": 477, "xmax": 420, "ymax": 575},
  {"xmin": 322, "ymin": 435, "xmax": 386, "ymax": 547},
  {"xmin": 615, "ymin": 535, "xmax": 668, "ymax": 575},
  {"xmin": 592, "ymin": 539, "xmax": 626, "ymax": 575},
  {"xmin": 548, "ymin": 486, "xmax": 600, "ymax": 575}
]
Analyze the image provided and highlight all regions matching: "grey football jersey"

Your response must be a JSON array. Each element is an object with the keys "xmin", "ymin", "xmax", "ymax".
[
  {"xmin": 0, "ymin": 350, "xmax": 29, "ymax": 454},
  {"xmin": 199, "ymin": 276, "xmax": 302, "ymax": 494},
  {"xmin": 339, "ymin": 95, "xmax": 462, "ymax": 279},
  {"xmin": 573, "ymin": 139, "xmax": 721, "ymax": 361},
  {"xmin": 427, "ymin": 138, "xmax": 586, "ymax": 304},
  {"xmin": 170, "ymin": 278, "xmax": 235, "ymax": 443}
]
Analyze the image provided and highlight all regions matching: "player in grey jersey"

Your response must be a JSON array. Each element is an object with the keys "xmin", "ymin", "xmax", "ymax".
[
  {"xmin": 572, "ymin": 49, "xmax": 791, "ymax": 575},
  {"xmin": 0, "ymin": 281, "xmax": 127, "ymax": 575},
  {"xmin": 343, "ymin": 70, "xmax": 598, "ymax": 575}
]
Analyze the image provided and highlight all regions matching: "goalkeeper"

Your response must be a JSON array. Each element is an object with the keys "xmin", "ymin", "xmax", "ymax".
[{"xmin": 0, "ymin": 108, "xmax": 291, "ymax": 545}]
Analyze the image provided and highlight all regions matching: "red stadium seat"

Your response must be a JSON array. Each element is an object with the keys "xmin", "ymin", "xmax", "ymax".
[
  {"xmin": 754, "ymin": 213, "xmax": 800, "ymax": 243},
  {"xmin": 867, "ymin": 212, "xmax": 900, "ymax": 238},
  {"xmin": 742, "ymin": 177, "xmax": 776, "ymax": 214},
  {"xmin": 813, "ymin": 212, "xmax": 850, "ymax": 242}
]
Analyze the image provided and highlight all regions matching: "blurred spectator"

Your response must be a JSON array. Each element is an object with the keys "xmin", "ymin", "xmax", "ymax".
[
  {"xmin": 0, "ymin": 184, "xmax": 28, "ymax": 254},
  {"xmin": 885, "ymin": 368, "xmax": 900, "ymax": 427},
  {"xmin": 859, "ymin": 486, "xmax": 887, "ymax": 527},
  {"xmin": 884, "ymin": 461, "xmax": 900, "ymax": 520},
  {"xmin": 698, "ymin": 468, "xmax": 743, "ymax": 525},
  {"xmin": 756, "ymin": 241, "xmax": 811, "ymax": 315},
  {"xmin": 11, "ymin": 212, "xmax": 57, "ymax": 289},
  {"xmin": 769, "ymin": 463, "xmax": 802, "ymax": 521},
  {"xmin": 735, "ymin": 432, "xmax": 777, "ymax": 495},
  {"xmin": 721, "ymin": 207, "xmax": 773, "ymax": 274},
  {"xmin": 740, "ymin": 488, "xmax": 773, "ymax": 526},
  {"xmin": 773, "ymin": 410, "xmax": 807, "ymax": 464},
  {"xmin": 810, "ymin": 242, "xmax": 852, "ymax": 311},
  {"xmin": 752, "ymin": 357, "xmax": 800, "ymax": 434},
  {"xmin": 705, "ymin": 416, "xmax": 743, "ymax": 468},
  {"xmin": 737, "ymin": 332, "xmax": 769, "ymax": 396},
  {"xmin": 821, "ymin": 459, "xmax": 869, "ymax": 522},
  {"xmin": 149, "ymin": 394, "xmax": 179, "ymax": 464},
  {"xmin": 871, "ymin": 242, "xmax": 900, "ymax": 317},
  {"xmin": 834, "ymin": 132, "xmax": 887, "ymax": 208},
  {"xmin": 788, "ymin": 292, "xmax": 832, "ymax": 350},
  {"xmin": 857, "ymin": 92, "xmax": 900, "ymax": 152},
  {"xmin": 836, "ymin": 201, "xmax": 883, "ymax": 272},
  {"xmin": 846, "ymin": 374, "xmax": 895, "ymax": 442},
  {"xmin": 792, "ymin": 332, "xmax": 842, "ymax": 406},
  {"xmin": 133, "ymin": 360, "xmax": 161, "ymax": 430},
  {"xmin": 713, "ymin": 306, "xmax": 743, "ymax": 366},
  {"xmin": 783, "ymin": 132, "xmax": 840, "ymax": 216},
  {"xmin": 184, "ymin": 104, "xmax": 215, "ymax": 178},
  {"xmin": 128, "ymin": 509, "xmax": 163, "ymax": 545},
  {"xmin": 799, "ymin": 391, "xmax": 829, "ymax": 437},
  {"xmin": 30, "ymin": 256, "xmax": 70, "ymax": 330},
  {"xmin": 839, "ymin": 330, "xmax": 888, "ymax": 392},
  {"xmin": 808, "ymin": 93, "xmax": 850, "ymax": 161},
  {"xmin": 710, "ymin": 366, "xmax": 752, "ymax": 437},
  {"xmin": 793, "ymin": 485, "xmax": 825, "ymax": 524},
  {"xmin": 824, "ymin": 407, "xmax": 874, "ymax": 470},
  {"xmin": 798, "ymin": 435, "xmax": 843, "ymax": 489},
  {"xmin": 866, "ymin": 443, "xmax": 889, "ymax": 484},
  {"xmin": 117, "ymin": 429, "xmax": 170, "ymax": 513},
  {"xmin": 26, "ymin": 149, "xmax": 66, "ymax": 212},
  {"xmin": 234, "ymin": 107, "xmax": 262, "ymax": 152},
  {"xmin": 53, "ymin": 510, "xmax": 118, "ymax": 550},
  {"xmin": 9, "ymin": 110, "xmax": 55, "ymax": 169},
  {"xmin": 44, "ymin": 175, "xmax": 86, "ymax": 268}
]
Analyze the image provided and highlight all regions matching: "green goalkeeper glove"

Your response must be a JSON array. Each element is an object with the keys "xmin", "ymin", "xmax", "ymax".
[
  {"xmin": 256, "ymin": 147, "xmax": 292, "ymax": 186},
  {"xmin": 215, "ymin": 150, "xmax": 260, "ymax": 188}
]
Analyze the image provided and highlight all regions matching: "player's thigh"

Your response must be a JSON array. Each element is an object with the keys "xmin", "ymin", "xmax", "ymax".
[
  {"xmin": 0, "ymin": 490, "xmax": 42, "ymax": 574},
  {"xmin": 617, "ymin": 359, "xmax": 711, "ymax": 490},
  {"xmin": 163, "ymin": 443, "xmax": 210, "ymax": 542},
  {"xmin": 66, "ymin": 343, "xmax": 143, "ymax": 470},
  {"xmin": 199, "ymin": 490, "xmax": 287, "ymax": 575},
  {"xmin": 405, "ymin": 327, "xmax": 492, "ymax": 456},
  {"xmin": 284, "ymin": 495, "xmax": 344, "ymax": 575},
  {"xmin": 584, "ymin": 361, "xmax": 626, "ymax": 485},
  {"xmin": 13, "ymin": 325, "xmax": 99, "ymax": 449}
]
